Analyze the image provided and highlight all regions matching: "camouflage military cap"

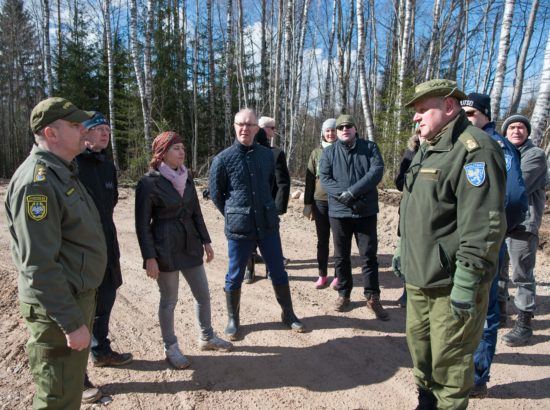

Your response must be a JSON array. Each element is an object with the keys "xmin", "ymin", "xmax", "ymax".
[
  {"xmin": 405, "ymin": 79, "xmax": 468, "ymax": 108},
  {"xmin": 336, "ymin": 114, "xmax": 356, "ymax": 128},
  {"xmin": 30, "ymin": 97, "xmax": 94, "ymax": 133}
]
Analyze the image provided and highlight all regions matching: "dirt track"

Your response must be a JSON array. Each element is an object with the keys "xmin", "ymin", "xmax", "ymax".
[{"xmin": 1, "ymin": 180, "xmax": 549, "ymax": 409}]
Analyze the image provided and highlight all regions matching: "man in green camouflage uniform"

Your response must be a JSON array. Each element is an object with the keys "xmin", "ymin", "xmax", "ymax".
[
  {"xmin": 4, "ymin": 98, "xmax": 107, "ymax": 409},
  {"xmin": 394, "ymin": 80, "xmax": 506, "ymax": 409}
]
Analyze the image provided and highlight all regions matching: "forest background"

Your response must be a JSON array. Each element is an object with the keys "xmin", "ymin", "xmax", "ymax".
[{"xmin": 1, "ymin": 0, "xmax": 550, "ymax": 185}]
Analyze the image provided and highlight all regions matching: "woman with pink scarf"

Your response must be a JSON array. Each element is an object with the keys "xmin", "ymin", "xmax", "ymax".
[{"xmin": 135, "ymin": 132, "xmax": 232, "ymax": 369}]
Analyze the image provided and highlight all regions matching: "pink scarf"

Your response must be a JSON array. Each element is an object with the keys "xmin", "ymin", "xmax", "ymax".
[{"xmin": 159, "ymin": 162, "xmax": 188, "ymax": 197}]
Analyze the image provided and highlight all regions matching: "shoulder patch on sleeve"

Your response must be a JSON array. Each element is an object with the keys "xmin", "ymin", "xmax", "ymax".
[
  {"xmin": 464, "ymin": 162, "xmax": 486, "ymax": 186},
  {"xmin": 33, "ymin": 164, "xmax": 47, "ymax": 182},
  {"xmin": 26, "ymin": 195, "xmax": 48, "ymax": 221},
  {"xmin": 458, "ymin": 134, "xmax": 480, "ymax": 152}
]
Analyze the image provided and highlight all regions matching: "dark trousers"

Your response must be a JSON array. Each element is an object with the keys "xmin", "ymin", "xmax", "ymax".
[
  {"xmin": 313, "ymin": 200, "xmax": 331, "ymax": 276},
  {"xmin": 91, "ymin": 277, "xmax": 117, "ymax": 358},
  {"xmin": 330, "ymin": 215, "xmax": 379, "ymax": 298},
  {"xmin": 225, "ymin": 232, "xmax": 289, "ymax": 291}
]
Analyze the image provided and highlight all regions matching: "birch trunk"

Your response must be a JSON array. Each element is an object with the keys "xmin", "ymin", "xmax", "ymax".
[
  {"xmin": 491, "ymin": 0, "xmax": 515, "ymax": 121},
  {"xmin": 236, "ymin": 0, "xmax": 248, "ymax": 107},
  {"xmin": 508, "ymin": 0, "xmax": 539, "ymax": 115},
  {"xmin": 322, "ymin": 0, "xmax": 337, "ymax": 117},
  {"xmin": 395, "ymin": 0, "xmax": 413, "ymax": 135},
  {"xmin": 531, "ymin": 30, "xmax": 550, "ymax": 147},
  {"xmin": 273, "ymin": 0, "xmax": 284, "ymax": 126},
  {"xmin": 207, "ymin": 0, "xmax": 216, "ymax": 153},
  {"xmin": 224, "ymin": 0, "xmax": 234, "ymax": 146},
  {"xmin": 192, "ymin": 0, "xmax": 200, "ymax": 170},
  {"xmin": 356, "ymin": 0, "xmax": 375, "ymax": 140},
  {"xmin": 425, "ymin": 0, "xmax": 442, "ymax": 80},
  {"xmin": 42, "ymin": 0, "xmax": 52, "ymax": 95}
]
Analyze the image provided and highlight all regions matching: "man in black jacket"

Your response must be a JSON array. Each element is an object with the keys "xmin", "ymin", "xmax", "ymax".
[
  {"xmin": 76, "ymin": 113, "xmax": 132, "ymax": 402},
  {"xmin": 319, "ymin": 114, "xmax": 388, "ymax": 320}
]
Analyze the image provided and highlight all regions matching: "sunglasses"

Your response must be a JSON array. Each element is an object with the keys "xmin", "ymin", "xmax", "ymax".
[{"xmin": 337, "ymin": 124, "xmax": 354, "ymax": 130}]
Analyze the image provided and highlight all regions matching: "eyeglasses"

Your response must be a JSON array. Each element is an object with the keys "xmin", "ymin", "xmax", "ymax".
[
  {"xmin": 235, "ymin": 122, "xmax": 258, "ymax": 127},
  {"xmin": 336, "ymin": 124, "xmax": 354, "ymax": 130}
]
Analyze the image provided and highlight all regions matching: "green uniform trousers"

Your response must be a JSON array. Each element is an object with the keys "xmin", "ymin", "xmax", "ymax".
[
  {"xmin": 20, "ymin": 290, "xmax": 96, "ymax": 410},
  {"xmin": 406, "ymin": 281, "xmax": 490, "ymax": 410}
]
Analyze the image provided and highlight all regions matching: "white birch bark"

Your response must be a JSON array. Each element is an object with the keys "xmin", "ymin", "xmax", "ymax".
[
  {"xmin": 42, "ymin": 0, "xmax": 52, "ymax": 96},
  {"xmin": 236, "ymin": 0, "xmax": 248, "ymax": 107},
  {"xmin": 322, "ymin": 0, "xmax": 337, "ymax": 116},
  {"xmin": 531, "ymin": 30, "xmax": 550, "ymax": 147},
  {"xmin": 224, "ymin": 0, "xmax": 234, "ymax": 146},
  {"xmin": 356, "ymin": 0, "xmax": 375, "ymax": 140},
  {"xmin": 491, "ymin": 0, "xmax": 515, "ymax": 122},
  {"xmin": 192, "ymin": 0, "xmax": 200, "ymax": 170},
  {"xmin": 395, "ymin": 0, "xmax": 413, "ymax": 135},
  {"xmin": 207, "ymin": 0, "xmax": 216, "ymax": 152},
  {"xmin": 508, "ymin": 0, "xmax": 539, "ymax": 115}
]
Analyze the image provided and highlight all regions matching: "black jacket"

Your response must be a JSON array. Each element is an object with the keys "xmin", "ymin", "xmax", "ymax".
[
  {"xmin": 256, "ymin": 128, "xmax": 291, "ymax": 214},
  {"xmin": 135, "ymin": 171, "xmax": 211, "ymax": 272},
  {"xmin": 76, "ymin": 149, "xmax": 122, "ymax": 289}
]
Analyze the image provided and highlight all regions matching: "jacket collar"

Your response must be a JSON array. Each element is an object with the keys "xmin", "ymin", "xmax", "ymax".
[
  {"xmin": 31, "ymin": 144, "xmax": 76, "ymax": 183},
  {"xmin": 427, "ymin": 111, "xmax": 468, "ymax": 152}
]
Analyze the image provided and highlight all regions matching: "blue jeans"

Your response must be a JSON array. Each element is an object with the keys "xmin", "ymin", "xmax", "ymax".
[
  {"xmin": 473, "ymin": 245, "xmax": 506, "ymax": 385},
  {"xmin": 157, "ymin": 264, "xmax": 214, "ymax": 348},
  {"xmin": 225, "ymin": 232, "xmax": 289, "ymax": 290},
  {"xmin": 330, "ymin": 215, "xmax": 379, "ymax": 298},
  {"xmin": 91, "ymin": 278, "xmax": 117, "ymax": 358}
]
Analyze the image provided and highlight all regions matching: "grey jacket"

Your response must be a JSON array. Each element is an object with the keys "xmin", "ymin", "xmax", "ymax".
[
  {"xmin": 319, "ymin": 137, "xmax": 384, "ymax": 218},
  {"xmin": 514, "ymin": 139, "xmax": 548, "ymax": 235}
]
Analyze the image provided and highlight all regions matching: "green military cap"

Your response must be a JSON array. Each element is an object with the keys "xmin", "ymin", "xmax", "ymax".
[
  {"xmin": 30, "ymin": 97, "xmax": 94, "ymax": 133},
  {"xmin": 405, "ymin": 79, "xmax": 467, "ymax": 108},
  {"xmin": 336, "ymin": 114, "xmax": 356, "ymax": 128}
]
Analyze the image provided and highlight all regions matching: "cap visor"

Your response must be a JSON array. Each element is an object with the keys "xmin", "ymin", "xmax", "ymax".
[{"xmin": 63, "ymin": 109, "xmax": 95, "ymax": 123}]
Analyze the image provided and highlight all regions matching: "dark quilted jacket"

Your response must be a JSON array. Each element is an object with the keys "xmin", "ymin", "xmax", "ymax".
[
  {"xmin": 135, "ymin": 171, "xmax": 211, "ymax": 271},
  {"xmin": 209, "ymin": 140, "xmax": 279, "ymax": 240}
]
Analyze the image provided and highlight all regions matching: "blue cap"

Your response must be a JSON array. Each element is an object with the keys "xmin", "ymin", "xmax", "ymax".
[{"xmin": 83, "ymin": 112, "xmax": 109, "ymax": 129}]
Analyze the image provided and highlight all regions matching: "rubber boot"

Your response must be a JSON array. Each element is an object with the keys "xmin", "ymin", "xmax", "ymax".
[
  {"xmin": 415, "ymin": 388, "xmax": 437, "ymax": 410},
  {"xmin": 502, "ymin": 310, "xmax": 533, "ymax": 346},
  {"xmin": 243, "ymin": 257, "xmax": 255, "ymax": 284},
  {"xmin": 224, "ymin": 289, "xmax": 241, "ymax": 340},
  {"xmin": 273, "ymin": 285, "xmax": 305, "ymax": 332}
]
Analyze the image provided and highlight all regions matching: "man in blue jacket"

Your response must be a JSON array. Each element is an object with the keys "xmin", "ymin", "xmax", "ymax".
[
  {"xmin": 209, "ymin": 108, "xmax": 304, "ymax": 340},
  {"xmin": 460, "ymin": 93, "xmax": 528, "ymax": 398},
  {"xmin": 319, "ymin": 114, "xmax": 388, "ymax": 320}
]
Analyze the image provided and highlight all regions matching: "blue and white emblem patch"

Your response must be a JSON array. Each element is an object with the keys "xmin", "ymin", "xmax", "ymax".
[
  {"xmin": 464, "ymin": 162, "xmax": 486, "ymax": 187},
  {"xmin": 504, "ymin": 154, "xmax": 512, "ymax": 172}
]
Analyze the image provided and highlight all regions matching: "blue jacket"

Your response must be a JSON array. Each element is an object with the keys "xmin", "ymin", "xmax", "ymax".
[
  {"xmin": 319, "ymin": 137, "xmax": 384, "ymax": 218},
  {"xmin": 209, "ymin": 140, "xmax": 279, "ymax": 240},
  {"xmin": 482, "ymin": 122, "xmax": 528, "ymax": 232}
]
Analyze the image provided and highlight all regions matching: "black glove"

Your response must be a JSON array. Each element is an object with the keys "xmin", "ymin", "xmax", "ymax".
[{"xmin": 337, "ymin": 191, "xmax": 355, "ymax": 207}]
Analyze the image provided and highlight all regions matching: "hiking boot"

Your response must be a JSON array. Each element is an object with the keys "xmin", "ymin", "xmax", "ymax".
[
  {"xmin": 165, "ymin": 343, "xmax": 190, "ymax": 369},
  {"xmin": 314, "ymin": 276, "xmax": 328, "ymax": 289},
  {"xmin": 469, "ymin": 383, "xmax": 488, "ymax": 399},
  {"xmin": 366, "ymin": 293, "xmax": 389, "ymax": 321},
  {"xmin": 334, "ymin": 296, "xmax": 350, "ymax": 312},
  {"xmin": 92, "ymin": 350, "xmax": 133, "ymax": 367},
  {"xmin": 82, "ymin": 375, "xmax": 102, "ymax": 404},
  {"xmin": 244, "ymin": 257, "xmax": 255, "ymax": 284},
  {"xmin": 502, "ymin": 310, "xmax": 533, "ymax": 346},
  {"xmin": 199, "ymin": 335, "xmax": 234, "ymax": 352},
  {"xmin": 415, "ymin": 388, "xmax": 437, "ymax": 410},
  {"xmin": 330, "ymin": 277, "xmax": 339, "ymax": 290}
]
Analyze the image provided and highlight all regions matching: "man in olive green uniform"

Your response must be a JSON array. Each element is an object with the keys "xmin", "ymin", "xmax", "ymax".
[
  {"xmin": 394, "ymin": 80, "xmax": 506, "ymax": 410},
  {"xmin": 4, "ymin": 97, "xmax": 107, "ymax": 409}
]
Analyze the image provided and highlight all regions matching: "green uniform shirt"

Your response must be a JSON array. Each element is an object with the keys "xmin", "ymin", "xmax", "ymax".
[
  {"xmin": 307, "ymin": 145, "xmax": 329, "ymax": 202},
  {"xmin": 5, "ymin": 145, "xmax": 107, "ymax": 333},
  {"xmin": 399, "ymin": 111, "xmax": 506, "ymax": 288}
]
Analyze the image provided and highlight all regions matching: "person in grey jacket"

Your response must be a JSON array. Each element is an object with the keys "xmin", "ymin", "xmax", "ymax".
[
  {"xmin": 500, "ymin": 115, "xmax": 548, "ymax": 346},
  {"xmin": 209, "ymin": 108, "xmax": 304, "ymax": 340},
  {"xmin": 135, "ymin": 131, "xmax": 232, "ymax": 369},
  {"xmin": 319, "ymin": 114, "xmax": 388, "ymax": 320}
]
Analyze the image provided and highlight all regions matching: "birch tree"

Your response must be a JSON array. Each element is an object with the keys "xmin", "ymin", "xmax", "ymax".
[
  {"xmin": 207, "ymin": 0, "xmax": 216, "ymax": 153},
  {"xmin": 508, "ymin": 0, "xmax": 539, "ymax": 115},
  {"xmin": 224, "ymin": 0, "xmax": 234, "ymax": 145},
  {"xmin": 425, "ymin": 0, "xmax": 442, "ymax": 80},
  {"xmin": 395, "ymin": 0, "xmax": 413, "ymax": 135},
  {"xmin": 42, "ymin": 0, "xmax": 52, "ymax": 95},
  {"xmin": 491, "ymin": 0, "xmax": 515, "ymax": 121},
  {"xmin": 531, "ymin": 29, "xmax": 550, "ymax": 148},
  {"xmin": 356, "ymin": 0, "xmax": 375, "ymax": 140}
]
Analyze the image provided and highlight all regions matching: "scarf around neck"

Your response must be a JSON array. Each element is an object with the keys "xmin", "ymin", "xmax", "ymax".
[{"xmin": 159, "ymin": 162, "xmax": 188, "ymax": 197}]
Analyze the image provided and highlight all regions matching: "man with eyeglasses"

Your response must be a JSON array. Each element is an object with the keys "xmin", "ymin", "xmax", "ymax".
[
  {"xmin": 460, "ymin": 93, "xmax": 527, "ymax": 398},
  {"xmin": 209, "ymin": 108, "xmax": 304, "ymax": 341},
  {"xmin": 318, "ymin": 114, "xmax": 388, "ymax": 320},
  {"xmin": 396, "ymin": 80, "xmax": 506, "ymax": 409},
  {"xmin": 76, "ymin": 112, "xmax": 133, "ymax": 403}
]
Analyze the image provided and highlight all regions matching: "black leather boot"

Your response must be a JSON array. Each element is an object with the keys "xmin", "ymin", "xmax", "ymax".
[
  {"xmin": 498, "ymin": 300, "xmax": 507, "ymax": 328},
  {"xmin": 502, "ymin": 310, "xmax": 533, "ymax": 346},
  {"xmin": 244, "ymin": 257, "xmax": 255, "ymax": 284},
  {"xmin": 273, "ymin": 285, "xmax": 305, "ymax": 332},
  {"xmin": 415, "ymin": 388, "xmax": 437, "ymax": 410},
  {"xmin": 224, "ymin": 289, "xmax": 241, "ymax": 340}
]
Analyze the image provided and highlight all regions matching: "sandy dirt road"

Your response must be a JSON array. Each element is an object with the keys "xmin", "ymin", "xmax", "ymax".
[{"xmin": 1, "ymin": 180, "xmax": 549, "ymax": 409}]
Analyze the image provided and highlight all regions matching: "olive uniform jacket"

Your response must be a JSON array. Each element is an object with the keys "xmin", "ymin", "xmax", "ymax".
[
  {"xmin": 399, "ymin": 111, "xmax": 506, "ymax": 289},
  {"xmin": 5, "ymin": 145, "xmax": 107, "ymax": 333}
]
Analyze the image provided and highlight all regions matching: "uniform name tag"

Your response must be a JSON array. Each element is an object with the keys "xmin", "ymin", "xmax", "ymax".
[
  {"xmin": 464, "ymin": 162, "xmax": 486, "ymax": 186},
  {"xmin": 26, "ymin": 195, "xmax": 48, "ymax": 221}
]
